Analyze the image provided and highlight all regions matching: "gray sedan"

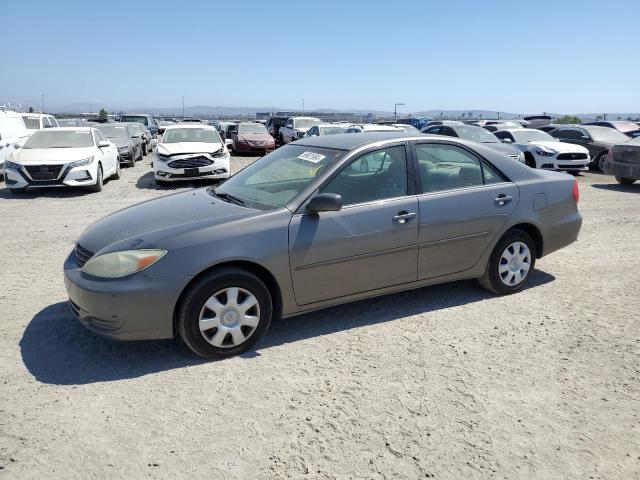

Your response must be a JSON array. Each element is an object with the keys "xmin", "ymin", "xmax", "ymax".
[{"xmin": 64, "ymin": 133, "xmax": 582, "ymax": 358}]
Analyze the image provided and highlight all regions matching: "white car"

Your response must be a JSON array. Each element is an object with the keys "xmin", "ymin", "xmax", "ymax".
[
  {"xmin": 20, "ymin": 113, "xmax": 59, "ymax": 130},
  {"xmin": 344, "ymin": 124, "xmax": 404, "ymax": 133},
  {"xmin": 494, "ymin": 128, "xmax": 590, "ymax": 171},
  {"xmin": 154, "ymin": 125, "xmax": 231, "ymax": 185},
  {"xmin": 0, "ymin": 110, "xmax": 32, "ymax": 178},
  {"xmin": 4, "ymin": 127, "xmax": 119, "ymax": 193},
  {"xmin": 279, "ymin": 117, "xmax": 321, "ymax": 143}
]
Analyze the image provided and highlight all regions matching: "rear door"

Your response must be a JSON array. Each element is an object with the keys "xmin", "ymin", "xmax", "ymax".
[
  {"xmin": 412, "ymin": 141, "xmax": 519, "ymax": 280},
  {"xmin": 288, "ymin": 144, "xmax": 419, "ymax": 305}
]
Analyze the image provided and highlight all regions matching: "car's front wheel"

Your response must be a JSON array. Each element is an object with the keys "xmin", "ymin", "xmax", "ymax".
[
  {"xmin": 615, "ymin": 176, "xmax": 636, "ymax": 185},
  {"xmin": 88, "ymin": 164, "xmax": 103, "ymax": 193},
  {"xmin": 596, "ymin": 152, "xmax": 608, "ymax": 172},
  {"xmin": 479, "ymin": 229, "xmax": 536, "ymax": 295},
  {"xmin": 177, "ymin": 267, "xmax": 273, "ymax": 359}
]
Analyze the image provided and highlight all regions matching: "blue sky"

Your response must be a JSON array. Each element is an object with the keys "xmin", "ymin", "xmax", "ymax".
[{"xmin": 1, "ymin": 0, "xmax": 638, "ymax": 114}]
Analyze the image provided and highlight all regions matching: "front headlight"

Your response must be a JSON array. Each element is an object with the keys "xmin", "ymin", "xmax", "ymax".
[
  {"xmin": 68, "ymin": 156, "xmax": 95, "ymax": 168},
  {"xmin": 534, "ymin": 148, "xmax": 556, "ymax": 157},
  {"xmin": 236, "ymin": 137, "xmax": 247, "ymax": 143},
  {"xmin": 156, "ymin": 154, "xmax": 170, "ymax": 162},
  {"xmin": 81, "ymin": 249, "xmax": 167, "ymax": 278},
  {"xmin": 4, "ymin": 160, "xmax": 21, "ymax": 170},
  {"xmin": 117, "ymin": 145, "xmax": 129, "ymax": 152}
]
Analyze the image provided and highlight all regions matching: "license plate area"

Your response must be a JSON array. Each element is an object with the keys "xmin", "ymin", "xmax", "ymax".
[{"xmin": 184, "ymin": 167, "xmax": 199, "ymax": 177}]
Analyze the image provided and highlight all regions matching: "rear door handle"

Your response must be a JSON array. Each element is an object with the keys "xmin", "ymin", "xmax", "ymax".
[
  {"xmin": 393, "ymin": 212, "xmax": 416, "ymax": 224},
  {"xmin": 494, "ymin": 195, "xmax": 513, "ymax": 207}
]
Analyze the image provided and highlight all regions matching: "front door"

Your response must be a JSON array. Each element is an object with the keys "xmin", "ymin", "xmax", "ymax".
[
  {"xmin": 412, "ymin": 142, "xmax": 519, "ymax": 279},
  {"xmin": 289, "ymin": 145, "xmax": 419, "ymax": 305}
]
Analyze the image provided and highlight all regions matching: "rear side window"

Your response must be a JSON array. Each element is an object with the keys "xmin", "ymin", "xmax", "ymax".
[{"xmin": 415, "ymin": 143, "xmax": 505, "ymax": 193}]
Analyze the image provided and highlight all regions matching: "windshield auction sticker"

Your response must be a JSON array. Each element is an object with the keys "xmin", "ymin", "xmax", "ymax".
[{"xmin": 297, "ymin": 151, "xmax": 326, "ymax": 163}]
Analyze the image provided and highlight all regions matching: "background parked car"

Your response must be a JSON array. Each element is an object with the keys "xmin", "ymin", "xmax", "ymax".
[
  {"xmin": 95, "ymin": 123, "xmax": 142, "ymax": 166},
  {"xmin": 583, "ymin": 121, "xmax": 640, "ymax": 139},
  {"xmin": 279, "ymin": 117, "xmax": 321, "ymax": 143},
  {"xmin": 0, "ymin": 110, "xmax": 31, "ymax": 178},
  {"xmin": 123, "ymin": 122, "xmax": 152, "ymax": 155},
  {"xmin": 230, "ymin": 122, "xmax": 275, "ymax": 155},
  {"xmin": 602, "ymin": 136, "xmax": 640, "ymax": 185},
  {"xmin": 422, "ymin": 123, "xmax": 524, "ymax": 163},
  {"xmin": 118, "ymin": 113, "xmax": 158, "ymax": 137},
  {"xmin": 57, "ymin": 118, "xmax": 90, "ymax": 127},
  {"xmin": 522, "ymin": 115, "xmax": 553, "ymax": 128},
  {"xmin": 157, "ymin": 119, "xmax": 176, "ymax": 135},
  {"xmin": 550, "ymin": 125, "xmax": 632, "ymax": 171},
  {"xmin": 344, "ymin": 124, "xmax": 403, "ymax": 133},
  {"xmin": 538, "ymin": 125, "xmax": 560, "ymax": 133},
  {"xmin": 20, "ymin": 113, "xmax": 59, "ymax": 130},
  {"xmin": 265, "ymin": 116, "xmax": 288, "ymax": 143},
  {"xmin": 304, "ymin": 124, "xmax": 348, "ymax": 137},
  {"xmin": 4, "ymin": 127, "xmax": 119, "ymax": 193},
  {"xmin": 494, "ymin": 128, "xmax": 589, "ymax": 171},
  {"xmin": 483, "ymin": 122, "xmax": 522, "ymax": 132}
]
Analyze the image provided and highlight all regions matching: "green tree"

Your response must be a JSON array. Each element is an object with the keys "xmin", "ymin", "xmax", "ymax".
[
  {"xmin": 554, "ymin": 115, "xmax": 582, "ymax": 124},
  {"xmin": 99, "ymin": 108, "xmax": 108, "ymax": 119},
  {"xmin": 28, "ymin": 106, "xmax": 34, "ymax": 113}
]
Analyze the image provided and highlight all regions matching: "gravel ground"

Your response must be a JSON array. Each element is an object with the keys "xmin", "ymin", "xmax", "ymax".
[{"xmin": 0, "ymin": 152, "xmax": 638, "ymax": 480}]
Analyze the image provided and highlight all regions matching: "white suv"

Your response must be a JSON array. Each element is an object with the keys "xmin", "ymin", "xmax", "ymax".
[
  {"xmin": 20, "ymin": 113, "xmax": 59, "ymax": 131},
  {"xmin": 0, "ymin": 111, "xmax": 31, "ymax": 178}
]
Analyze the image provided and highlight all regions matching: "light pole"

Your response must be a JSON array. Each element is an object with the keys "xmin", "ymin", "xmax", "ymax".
[
  {"xmin": 41, "ymin": 94, "xmax": 45, "ymax": 113},
  {"xmin": 182, "ymin": 96, "xmax": 185, "ymax": 119},
  {"xmin": 302, "ymin": 98, "xmax": 305, "ymax": 115},
  {"xmin": 394, "ymin": 103, "xmax": 404, "ymax": 121}
]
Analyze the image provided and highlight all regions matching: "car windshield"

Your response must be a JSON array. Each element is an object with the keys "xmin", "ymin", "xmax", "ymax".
[
  {"xmin": 213, "ymin": 145, "xmax": 346, "ymax": 210},
  {"xmin": 162, "ymin": 128, "xmax": 221, "ymax": 143},
  {"xmin": 121, "ymin": 115, "xmax": 149, "ymax": 126},
  {"xmin": 238, "ymin": 123, "xmax": 267, "ymax": 134},
  {"xmin": 295, "ymin": 118, "xmax": 320, "ymax": 128},
  {"xmin": 511, "ymin": 130, "xmax": 555, "ymax": 143},
  {"xmin": 23, "ymin": 130, "xmax": 93, "ymax": 148},
  {"xmin": 97, "ymin": 125, "xmax": 129, "ymax": 140},
  {"xmin": 456, "ymin": 125, "xmax": 500, "ymax": 143},
  {"xmin": 22, "ymin": 116, "xmax": 40, "ymax": 129},
  {"xmin": 319, "ymin": 126, "xmax": 347, "ymax": 135},
  {"xmin": 588, "ymin": 128, "xmax": 630, "ymax": 143}
]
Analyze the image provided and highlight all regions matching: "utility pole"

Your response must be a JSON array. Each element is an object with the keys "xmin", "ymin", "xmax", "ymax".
[
  {"xmin": 394, "ymin": 103, "xmax": 405, "ymax": 121},
  {"xmin": 41, "ymin": 94, "xmax": 45, "ymax": 113},
  {"xmin": 182, "ymin": 96, "xmax": 185, "ymax": 118},
  {"xmin": 302, "ymin": 98, "xmax": 305, "ymax": 115}
]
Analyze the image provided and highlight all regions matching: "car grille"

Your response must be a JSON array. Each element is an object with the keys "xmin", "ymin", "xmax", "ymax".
[
  {"xmin": 75, "ymin": 244, "xmax": 94, "ymax": 267},
  {"xmin": 558, "ymin": 164, "xmax": 587, "ymax": 169},
  {"xmin": 24, "ymin": 164, "xmax": 64, "ymax": 181},
  {"xmin": 557, "ymin": 153, "xmax": 588, "ymax": 160},
  {"xmin": 167, "ymin": 157, "xmax": 214, "ymax": 168},
  {"xmin": 247, "ymin": 140, "xmax": 267, "ymax": 145}
]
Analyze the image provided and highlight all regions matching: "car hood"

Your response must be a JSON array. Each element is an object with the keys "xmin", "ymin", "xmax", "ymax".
[
  {"xmin": 9, "ymin": 146, "xmax": 96, "ymax": 165},
  {"xmin": 108, "ymin": 138, "xmax": 132, "ymax": 148},
  {"xmin": 483, "ymin": 142, "xmax": 521, "ymax": 156},
  {"xmin": 237, "ymin": 133, "xmax": 272, "ymax": 142},
  {"xmin": 77, "ymin": 188, "xmax": 258, "ymax": 254},
  {"xmin": 157, "ymin": 142, "xmax": 223, "ymax": 156},
  {"xmin": 520, "ymin": 141, "xmax": 589, "ymax": 153}
]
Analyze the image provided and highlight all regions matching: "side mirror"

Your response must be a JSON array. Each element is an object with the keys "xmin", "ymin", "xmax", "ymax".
[
  {"xmin": 225, "ymin": 139, "xmax": 233, "ymax": 147},
  {"xmin": 44, "ymin": 124, "xmax": 53, "ymax": 128},
  {"xmin": 98, "ymin": 140, "xmax": 110, "ymax": 148},
  {"xmin": 501, "ymin": 138, "xmax": 512, "ymax": 143},
  {"xmin": 307, "ymin": 193, "xmax": 342, "ymax": 213}
]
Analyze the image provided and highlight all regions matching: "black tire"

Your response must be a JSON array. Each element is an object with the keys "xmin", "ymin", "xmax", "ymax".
[
  {"xmin": 478, "ymin": 228, "xmax": 536, "ymax": 295},
  {"xmin": 177, "ymin": 267, "xmax": 273, "ymax": 359},
  {"xmin": 142, "ymin": 143, "xmax": 147, "ymax": 156},
  {"xmin": 524, "ymin": 152, "xmax": 536, "ymax": 169},
  {"xmin": 88, "ymin": 165, "xmax": 103, "ymax": 193},
  {"xmin": 615, "ymin": 176, "xmax": 636, "ymax": 185},
  {"xmin": 112, "ymin": 160, "xmax": 121, "ymax": 180},
  {"xmin": 596, "ymin": 152, "xmax": 607, "ymax": 172}
]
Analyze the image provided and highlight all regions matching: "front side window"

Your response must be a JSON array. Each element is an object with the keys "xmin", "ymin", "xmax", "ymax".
[
  {"xmin": 321, "ymin": 146, "xmax": 407, "ymax": 206},
  {"xmin": 49, "ymin": 117, "xmax": 59, "ymax": 127},
  {"xmin": 415, "ymin": 143, "xmax": 504, "ymax": 193}
]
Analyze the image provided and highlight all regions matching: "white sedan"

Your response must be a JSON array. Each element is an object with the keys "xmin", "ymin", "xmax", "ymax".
[
  {"xmin": 154, "ymin": 125, "xmax": 231, "ymax": 185},
  {"xmin": 4, "ymin": 127, "xmax": 119, "ymax": 193},
  {"xmin": 494, "ymin": 128, "xmax": 590, "ymax": 172}
]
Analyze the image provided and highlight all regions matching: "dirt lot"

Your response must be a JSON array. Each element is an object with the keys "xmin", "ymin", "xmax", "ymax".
[{"xmin": 0, "ymin": 153, "xmax": 638, "ymax": 479}]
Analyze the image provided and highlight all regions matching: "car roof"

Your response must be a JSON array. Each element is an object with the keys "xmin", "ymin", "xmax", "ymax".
[
  {"xmin": 495, "ymin": 128, "xmax": 546, "ymax": 133},
  {"xmin": 20, "ymin": 113, "xmax": 53, "ymax": 118},
  {"xmin": 164, "ymin": 124, "xmax": 215, "ymax": 130},
  {"xmin": 294, "ymin": 132, "xmax": 426, "ymax": 150},
  {"xmin": 121, "ymin": 113, "xmax": 153, "ymax": 117},
  {"xmin": 42, "ymin": 127, "xmax": 94, "ymax": 131},
  {"xmin": 554, "ymin": 124, "xmax": 611, "ymax": 131}
]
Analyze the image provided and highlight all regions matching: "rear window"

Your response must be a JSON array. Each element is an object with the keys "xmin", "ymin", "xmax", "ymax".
[{"xmin": 121, "ymin": 115, "xmax": 149, "ymax": 126}]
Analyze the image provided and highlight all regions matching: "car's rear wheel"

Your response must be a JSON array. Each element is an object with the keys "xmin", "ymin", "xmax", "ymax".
[
  {"xmin": 615, "ymin": 176, "xmax": 636, "ymax": 185},
  {"xmin": 177, "ymin": 267, "xmax": 273, "ymax": 359},
  {"xmin": 479, "ymin": 229, "xmax": 536, "ymax": 295}
]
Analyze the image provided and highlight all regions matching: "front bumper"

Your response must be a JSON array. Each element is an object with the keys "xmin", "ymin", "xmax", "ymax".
[
  {"xmin": 604, "ymin": 161, "xmax": 640, "ymax": 179},
  {"xmin": 63, "ymin": 250, "xmax": 184, "ymax": 341},
  {"xmin": 154, "ymin": 157, "xmax": 230, "ymax": 182},
  {"xmin": 4, "ymin": 162, "xmax": 98, "ymax": 189},
  {"xmin": 537, "ymin": 155, "xmax": 589, "ymax": 171},
  {"xmin": 234, "ymin": 142, "xmax": 275, "ymax": 154}
]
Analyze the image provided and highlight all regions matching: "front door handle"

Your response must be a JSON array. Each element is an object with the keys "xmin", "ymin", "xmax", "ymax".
[
  {"xmin": 494, "ymin": 194, "xmax": 513, "ymax": 207},
  {"xmin": 393, "ymin": 211, "xmax": 416, "ymax": 224}
]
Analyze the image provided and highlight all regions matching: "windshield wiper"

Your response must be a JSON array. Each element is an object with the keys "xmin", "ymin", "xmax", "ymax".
[{"xmin": 211, "ymin": 188, "xmax": 246, "ymax": 206}]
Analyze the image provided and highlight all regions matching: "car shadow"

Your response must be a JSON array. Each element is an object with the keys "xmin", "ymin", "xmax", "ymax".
[
  {"xmin": 21, "ymin": 271, "xmax": 555, "ymax": 385},
  {"xmin": 591, "ymin": 183, "xmax": 639, "ymax": 193},
  {"xmin": 134, "ymin": 171, "xmax": 215, "ymax": 191},
  {"xmin": 0, "ymin": 186, "xmax": 92, "ymax": 200}
]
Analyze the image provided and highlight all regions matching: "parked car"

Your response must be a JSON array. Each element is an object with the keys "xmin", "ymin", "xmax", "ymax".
[
  {"xmin": 215, "ymin": 122, "xmax": 235, "ymax": 140},
  {"xmin": 157, "ymin": 120, "xmax": 176, "ymax": 135},
  {"xmin": 123, "ymin": 122, "xmax": 152, "ymax": 155},
  {"xmin": 494, "ymin": 128, "xmax": 589, "ymax": 171},
  {"xmin": 265, "ymin": 116, "xmax": 288, "ymax": 142},
  {"xmin": 223, "ymin": 122, "xmax": 239, "ymax": 142},
  {"xmin": 230, "ymin": 122, "xmax": 275, "ymax": 155},
  {"xmin": 391, "ymin": 124, "xmax": 420, "ymax": 133},
  {"xmin": 20, "ymin": 113, "xmax": 59, "ymax": 130},
  {"xmin": 422, "ymin": 123, "xmax": 524, "ymax": 163},
  {"xmin": 538, "ymin": 125, "xmax": 560, "ymax": 133},
  {"xmin": 522, "ymin": 115, "xmax": 553, "ymax": 129},
  {"xmin": 95, "ymin": 123, "xmax": 142, "ymax": 166},
  {"xmin": 549, "ymin": 125, "xmax": 632, "ymax": 171},
  {"xmin": 153, "ymin": 125, "xmax": 231, "ymax": 185},
  {"xmin": 602, "ymin": 136, "xmax": 640, "ymax": 184},
  {"xmin": 4, "ymin": 127, "xmax": 119, "ymax": 193},
  {"xmin": 179, "ymin": 118, "xmax": 207, "ymax": 124},
  {"xmin": 304, "ymin": 124, "xmax": 348, "ymax": 137},
  {"xmin": 279, "ymin": 117, "xmax": 321, "ymax": 143},
  {"xmin": 483, "ymin": 122, "xmax": 522, "ymax": 132},
  {"xmin": 57, "ymin": 118, "xmax": 90, "ymax": 127},
  {"xmin": 64, "ymin": 132, "xmax": 582, "ymax": 358},
  {"xmin": 395, "ymin": 117, "xmax": 431, "ymax": 130},
  {"xmin": 422, "ymin": 120, "xmax": 464, "ymax": 128},
  {"xmin": 118, "ymin": 113, "xmax": 158, "ymax": 137},
  {"xmin": 345, "ymin": 124, "xmax": 403, "ymax": 133},
  {"xmin": 0, "ymin": 111, "xmax": 31, "ymax": 178},
  {"xmin": 583, "ymin": 121, "xmax": 640, "ymax": 139}
]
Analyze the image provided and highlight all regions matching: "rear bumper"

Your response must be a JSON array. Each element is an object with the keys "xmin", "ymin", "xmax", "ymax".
[
  {"xmin": 541, "ymin": 211, "xmax": 582, "ymax": 257},
  {"xmin": 63, "ymin": 250, "xmax": 184, "ymax": 340}
]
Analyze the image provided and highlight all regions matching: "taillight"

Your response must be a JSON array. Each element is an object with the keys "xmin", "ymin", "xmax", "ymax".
[{"xmin": 572, "ymin": 180, "xmax": 580, "ymax": 203}]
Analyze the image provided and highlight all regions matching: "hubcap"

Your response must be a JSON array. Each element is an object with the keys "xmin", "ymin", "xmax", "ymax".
[
  {"xmin": 198, "ymin": 287, "xmax": 260, "ymax": 348},
  {"xmin": 498, "ymin": 241, "xmax": 531, "ymax": 287}
]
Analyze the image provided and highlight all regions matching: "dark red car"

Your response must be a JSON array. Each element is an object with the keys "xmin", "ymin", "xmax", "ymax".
[{"xmin": 231, "ymin": 122, "xmax": 276, "ymax": 154}]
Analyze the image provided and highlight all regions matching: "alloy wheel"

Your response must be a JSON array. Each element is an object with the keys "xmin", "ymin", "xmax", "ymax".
[{"xmin": 498, "ymin": 241, "xmax": 531, "ymax": 286}]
